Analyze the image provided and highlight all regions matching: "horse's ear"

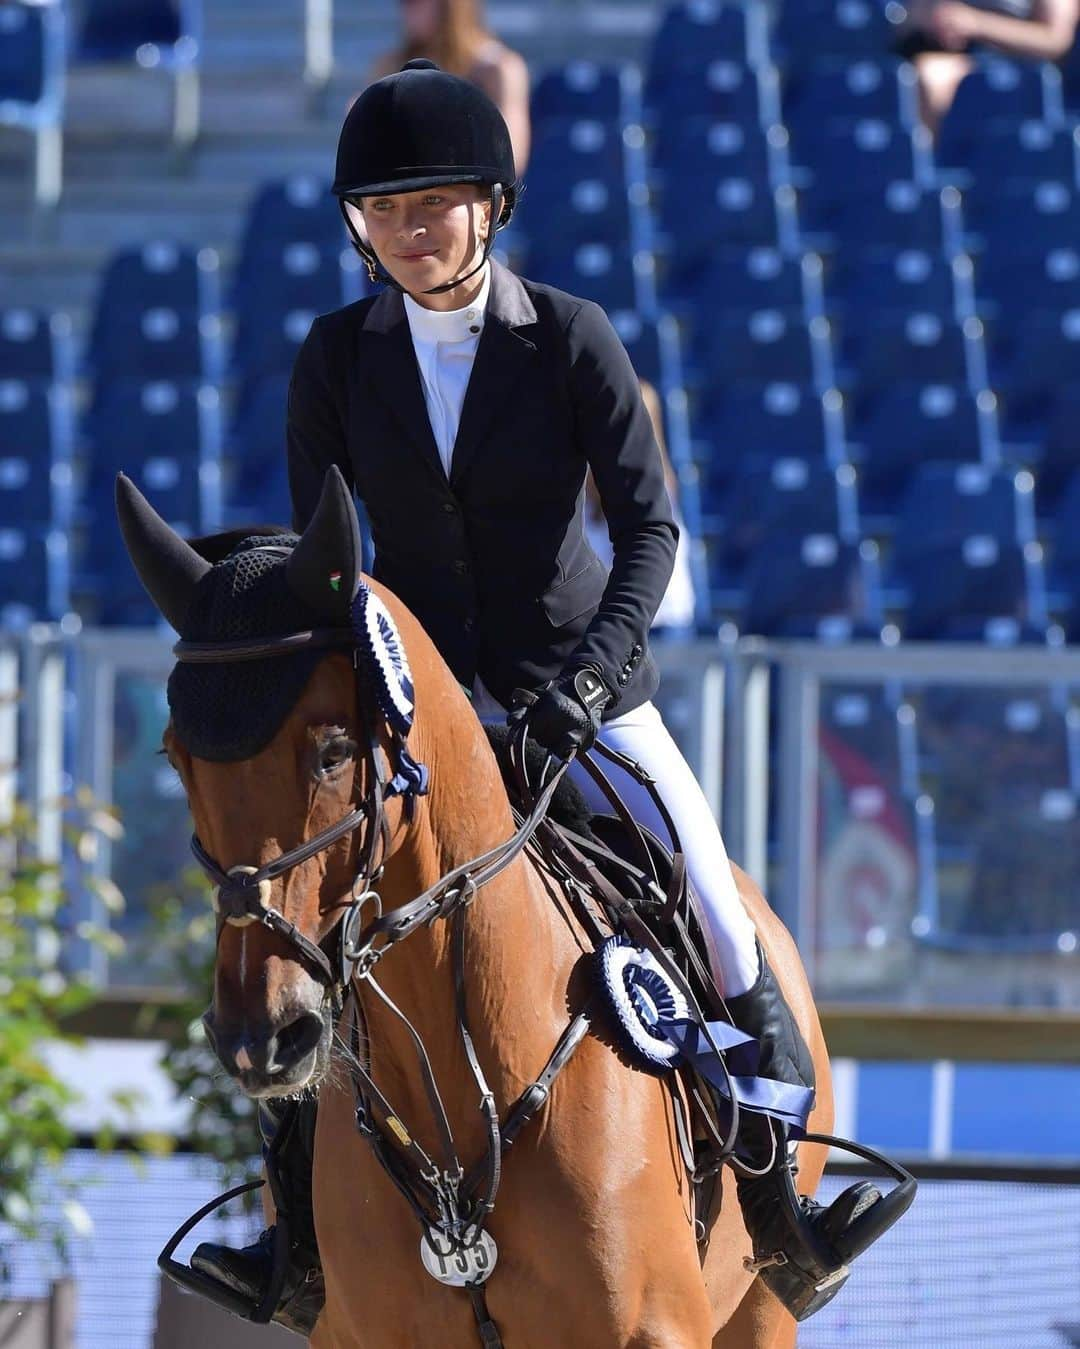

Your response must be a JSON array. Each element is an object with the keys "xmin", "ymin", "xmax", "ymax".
[
  {"xmin": 115, "ymin": 473, "xmax": 211, "ymax": 631},
  {"xmin": 286, "ymin": 466, "xmax": 362, "ymax": 621}
]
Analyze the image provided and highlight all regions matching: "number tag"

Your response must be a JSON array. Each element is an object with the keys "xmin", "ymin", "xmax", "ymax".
[{"xmin": 419, "ymin": 1226, "xmax": 498, "ymax": 1287}]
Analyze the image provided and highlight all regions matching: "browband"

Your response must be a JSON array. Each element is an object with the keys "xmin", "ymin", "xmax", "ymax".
[{"xmin": 174, "ymin": 629, "xmax": 354, "ymax": 664}]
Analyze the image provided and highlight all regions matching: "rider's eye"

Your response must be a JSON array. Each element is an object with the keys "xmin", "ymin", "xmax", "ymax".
[{"xmin": 316, "ymin": 735, "xmax": 356, "ymax": 778}]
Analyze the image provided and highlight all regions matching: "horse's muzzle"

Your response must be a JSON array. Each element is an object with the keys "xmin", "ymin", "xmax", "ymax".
[{"xmin": 202, "ymin": 1007, "xmax": 327, "ymax": 1095}]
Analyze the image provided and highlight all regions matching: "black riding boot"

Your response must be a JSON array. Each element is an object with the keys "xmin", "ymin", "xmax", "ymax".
[
  {"xmin": 191, "ymin": 1096, "xmax": 324, "ymax": 1336},
  {"xmin": 726, "ymin": 947, "xmax": 899, "ymax": 1322}
]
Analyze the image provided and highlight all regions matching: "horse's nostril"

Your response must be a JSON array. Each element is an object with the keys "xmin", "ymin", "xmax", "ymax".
[{"xmin": 268, "ymin": 1011, "xmax": 324, "ymax": 1075}]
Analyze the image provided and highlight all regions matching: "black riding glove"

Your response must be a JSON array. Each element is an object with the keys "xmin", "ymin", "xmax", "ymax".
[{"xmin": 510, "ymin": 667, "xmax": 613, "ymax": 761}]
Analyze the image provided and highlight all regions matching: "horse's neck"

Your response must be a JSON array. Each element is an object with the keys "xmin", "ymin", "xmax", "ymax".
[{"xmin": 356, "ymin": 718, "xmax": 574, "ymax": 1155}]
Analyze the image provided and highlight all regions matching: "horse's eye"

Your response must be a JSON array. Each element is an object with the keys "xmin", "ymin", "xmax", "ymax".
[{"xmin": 317, "ymin": 736, "xmax": 356, "ymax": 778}]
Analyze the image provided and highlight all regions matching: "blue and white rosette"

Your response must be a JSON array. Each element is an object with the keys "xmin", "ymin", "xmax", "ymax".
[
  {"xmin": 596, "ymin": 935, "xmax": 814, "ymax": 1135},
  {"xmin": 350, "ymin": 583, "xmax": 429, "ymax": 804},
  {"xmin": 598, "ymin": 936, "xmax": 690, "ymax": 1073},
  {"xmin": 351, "ymin": 583, "xmax": 416, "ymax": 737}
]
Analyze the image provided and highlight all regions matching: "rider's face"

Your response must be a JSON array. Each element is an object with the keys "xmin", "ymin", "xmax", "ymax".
[{"xmin": 352, "ymin": 184, "xmax": 492, "ymax": 309}]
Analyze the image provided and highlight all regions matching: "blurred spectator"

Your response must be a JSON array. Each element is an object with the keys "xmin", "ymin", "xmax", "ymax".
[
  {"xmin": 365, "ymin": 0, "xmax": 531, "ymax": 176},
  {"xmin": 894, "ymin": 0, "xmax": 1078, "ymax": 132},
  {"xmin": 584, "ymin": 379, "xmax": 697, "ymax": 634}
]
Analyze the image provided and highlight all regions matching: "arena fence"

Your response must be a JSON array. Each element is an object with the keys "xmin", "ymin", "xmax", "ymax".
[{"xmin": 2, "ymin": 1150, "xmax": 1077, "ymax": 1349}]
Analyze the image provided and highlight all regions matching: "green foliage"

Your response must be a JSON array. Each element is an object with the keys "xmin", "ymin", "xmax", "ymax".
[
  {"xmin": 0, "ymin": 803, "xmax": 118, "ymax": 1282},
  {"xmin": 139, "ymin": 875, "xmax": 261, "ymax": 1198}
]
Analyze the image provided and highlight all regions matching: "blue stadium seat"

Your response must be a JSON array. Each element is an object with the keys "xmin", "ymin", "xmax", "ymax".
[
  {"xmin": 87, "ymin": 304, "xmax": 218, "ymax": 381},
  {"xmin": 821, "ymin": 682, "xmax": 918, "ymax": 800},
  {"xmin": 0, "ymin": 2, "xmax": 64, "ymax": 205},
  {"xmin": 239, "ymin": 177, "xmax": 342, "ymax": 256},
  {"xmin": 520, "ymin": 121, "xmax": 631, "ymax": 248},
  {"xmin": 963, "ymin": 180, "xmax": 1080, "ymax": 256},
  {"xmin": 0, "ymin": 309, "xmax": 73, "ymax": 379},
  {"xmin": 848, "ymin": 383, "xmax": 994, "ymax": 517},
  {"xmin": 94, "ymin": 242, "xmax": 219, "ymax": 317},
  {"xmin": 1049, "ymin": 469, "xmax": 1080, "ymax": 595},
  {"xmin": 695, "ymin": 382, "xmax": 842, "ymax": 476},
  {"xmin": 82, "ymin": 379, "xmax": 222, "ymax": 532},
  {"xmin": 531, "ymin": 62, "xmax": 625, "ymax": 125},
  {"xmin": 974, "ymin": 247, "xmax": 1080, "ymax": 323},
  {"xmin": 891, "ymin": 464, "xmax": 1035, "ymax": 581},
  {"xmin": 608, "ymin": 311, "xmax": 663, "ymax": 386},
  {"xmin": 648, "ymin": 58, "xmax": 767, "ymax": 130},
  {"xmin": 88, "ymin": 243, "xmax": 222, "ymax": 380},
  {"xmin": 782, "ymin": 59, "xmax": 913, "ymax": 128},
  {"xmin": 526, "ymin": 243, "xmax": 647, "ymax": 314},
  {"xmin": 774, "ymin": 0, "xmax": 902, "ymax": 64},
  {"xmin": 708, "ymin": 457, "xmax": 859, "ymax": 580},
  {"xmin": 0, "ymin": 528, "xmax": 69, "ymax": 628},
  {"xmin": 0, "ymin": 2, "xmax": 50, "ymax": 103},
  {"xmin": 826, "ymin": 250, "xmax": 960, "ymax": 319},
  {"xmin": 937, "ymin": 61, "xmax": 1058, "ymax": 170},
  {"xmin": 230, "ymin": 307, "xmax": 319, "ymax": 383},
  {"xmin": 652, "ymin": 117, "xmax": 772, "ymax": 193},
  {"xmin": 0, "ymin": 380, "xmax": 73, "ymax": 529},
  {"xmin": 232, "ymin": 243, "xmax": 361, "ymax": 377},
  {"xmin": 918, "ymin": 684, "xmax": 1074, "ymax": 861},
  {"xmin": 790, "ymin": 117, "xmax": 920, "ymax": 182},
  {"xmin": 658, "ymin": 177, "xmax": 793, "ymax": 276},
  {"xmin": 985, "ymin": 310, "xmax": 1080, "ymax": 443},
  {"xmin": 645, "ymin": 2, "xmax": 753, "ymax": 106},
  {"xmin": 802, "ymin": 179, "xmax": 948, "ymax": 251},
  {"xmin": 900, "ymin": 536, "xmax": 1049, "ymax": 642},
  {"xmin": 686, "ymin": 246, "xmax": 810, "ymax": 314},
  {"xmin": 234, "ymin": 242, "xmax": 356, "ymax": 318},
  {"xmin": 225, "ymin": 374, "xmax": 289, "ymax": 525},
  {"xmin": 837, "ymin": 310, "xmax": 974, "ymax": 391},
  {"xmin": 676, "ymin": 248, "xmax": 816, "ymax": 352},
  {"xmin": 945, "ymin": 119, "xmax": 1080, "ymax": 187},
  {"xmin": 701, "ymin": 309, "xmax": 822, "ymax": 386},
  {"xmin": 78, "ymin": 0, "xmax": 194, "ymax": 61},
  {"xmin": 740, "ymin": 534, "xmax": 883, "ymax": 640},
  {"xmin": 1038, "ymin": 384, "xmax": 1080, "ymax": 512}
]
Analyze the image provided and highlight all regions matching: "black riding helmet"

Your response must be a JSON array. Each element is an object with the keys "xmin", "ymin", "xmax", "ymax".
[{"xmin": 333, "ymin": 58, "xmax": 517, "ymax": 295}]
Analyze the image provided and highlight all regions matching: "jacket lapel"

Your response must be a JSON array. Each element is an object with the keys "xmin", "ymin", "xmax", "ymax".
[
  {"xmin": 358, "ymin": 286, "xmax": 446, "ymax": 484},
  {"xmin": 450, "ymin": 261, "xmax": 538, "ymax": 488}
]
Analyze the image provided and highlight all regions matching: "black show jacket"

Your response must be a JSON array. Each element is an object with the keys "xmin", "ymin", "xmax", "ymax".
[{"xmin": 287, "ymin": 259, "xmax": 678, "ymax": 717}]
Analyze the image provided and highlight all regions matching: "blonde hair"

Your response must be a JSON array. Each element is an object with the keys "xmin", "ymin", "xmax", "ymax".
[{"xmin": 398, "ymin": 0, "xmax": 491, "ymax": 79}]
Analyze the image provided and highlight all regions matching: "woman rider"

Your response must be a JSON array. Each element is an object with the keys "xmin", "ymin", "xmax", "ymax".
[{"xmin": 190, "ymin": 59, "xmax": 903, "ymax": 1334}]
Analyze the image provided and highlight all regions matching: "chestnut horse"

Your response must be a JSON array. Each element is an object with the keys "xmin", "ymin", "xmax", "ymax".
[{"xmin": 122, "ymin": 471, "xmax": 832, "ymax": 1348}]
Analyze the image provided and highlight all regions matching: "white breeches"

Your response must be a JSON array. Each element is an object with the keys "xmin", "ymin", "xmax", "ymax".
[{"xmin": 568, "ymin": 699, "xmax": 761, "ymax": 997}]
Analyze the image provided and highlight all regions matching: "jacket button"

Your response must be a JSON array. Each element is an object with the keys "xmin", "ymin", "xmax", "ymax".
[
  {"xmin": 442, "ymin": 501, "xmax": 457, "ymax": 514},
  {"xmin": 453, "ymin": 559, "xmax": 470, "ymax": 576},
  {"xmin": 463, "ymin": 616, "xmax": 475, "ymax": 633}
]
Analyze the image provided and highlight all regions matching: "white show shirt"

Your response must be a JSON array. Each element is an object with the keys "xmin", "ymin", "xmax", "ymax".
[{"xmin": 402, "ymin": 264, "xmax": 492, "ymax": 479}]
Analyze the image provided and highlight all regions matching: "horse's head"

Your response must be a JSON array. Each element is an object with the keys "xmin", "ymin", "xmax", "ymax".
[{"xmin": 117, "ymin": 468, "xmax": 403, "ymax": 1098}]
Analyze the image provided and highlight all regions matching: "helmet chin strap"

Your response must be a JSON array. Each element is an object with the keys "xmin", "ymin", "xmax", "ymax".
[{"xmin": 344, "ymin": 184, "xmax": 509, "ymax": 297}]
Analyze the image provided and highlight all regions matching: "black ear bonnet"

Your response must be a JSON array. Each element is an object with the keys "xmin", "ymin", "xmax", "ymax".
[{"xmin": 167, "ymin": 535, "xmax": 335, "ymax": 762}]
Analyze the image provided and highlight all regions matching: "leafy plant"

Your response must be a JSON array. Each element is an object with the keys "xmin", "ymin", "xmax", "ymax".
[
  {"xmin": 0, "ymin": 801, "xmax": 124, "ymax": 1284},
  {"xmin": 138, "ymin": 875, "xmax": 261, "ymax": 1197}
]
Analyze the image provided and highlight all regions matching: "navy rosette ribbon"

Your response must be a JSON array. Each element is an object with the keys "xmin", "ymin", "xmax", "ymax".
[
  {"xmin": 598, "ymin": 936, "xmax": 813, "ymax": 1137},
  {"xmin": 350, "ymin": 584, "xmax": 430, "ymax": 808}
]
